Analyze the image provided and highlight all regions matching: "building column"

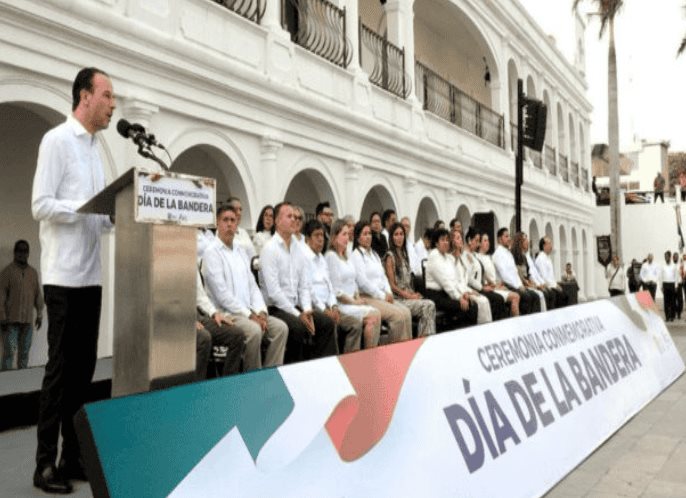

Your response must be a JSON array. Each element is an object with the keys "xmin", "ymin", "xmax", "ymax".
[
  {"xmin": 261, "ymin": 0, "xmax": 284, "ymax": 33},
  {"xmin": 120, "ymin": 98, "xmax": 160, "ymax": 172},
  {"xmin": 385, "ymin": 0, "xmax": 416, "ymax": 102},
  {"xmin": 345, "ymin": 0, "xmax": 360, "ymax": 72},
  {"xmin": 260, "ymin": 134, "xmax": 283, "ymax": 212},
  {"xmin": 345, "ymin": 159, "xmax": 363, "ymax": 217},
  {"xmin": 403, "ymin": 173, "xmax": 418, "ymax": 226}
]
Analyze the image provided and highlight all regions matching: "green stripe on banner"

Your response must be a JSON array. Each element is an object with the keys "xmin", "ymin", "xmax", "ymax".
[{"xmin": 84, "ymin": 368, "xmax": 293, "ymax": 498}]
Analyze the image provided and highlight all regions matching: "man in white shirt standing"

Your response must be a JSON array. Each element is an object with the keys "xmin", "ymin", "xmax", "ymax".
[
  {"xmin": 535, "ymin": 236, "xmax": 567, "ymax": 307},
  {"xmin": 259, "ymin": 202, "xmax": 337, "ymax": 363},
  {"xmin": 400, "ymin": 216, "xmax": 422, "ymax": 277},
  {"xmin": 661, "ymin": 250, "xmax": 678, "ymax": 322},
  {"xmin": 492, "ymin": 228, "xmax": 540, "ymax": 315},
  {"xmin": 639, "ymin": 253, "xmax": 659, "ymax": 301},
  {"xmin": 31, "ymin": 67, "xmax": 116, "ymax": 493},
  {"xmin": 202, "ymin": 205, "xmax": 287, "ymax": 370},
  {"xmin": 226, "ymin": 196, "xmax": 256, "ymax": 263}
]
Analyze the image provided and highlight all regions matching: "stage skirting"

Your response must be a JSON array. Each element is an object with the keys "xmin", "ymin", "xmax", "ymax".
[{"xmin": 76, "ymin": 291, "xmax": 684, "ymax": 497}]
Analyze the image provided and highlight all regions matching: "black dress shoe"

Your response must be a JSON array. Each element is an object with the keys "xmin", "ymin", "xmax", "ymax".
[
  {"xmin": 33, "ymin": 465, "xmax": 73, "ymax": 494},
  {"xmin": 58, "ymin": 458, "xmax": 88, "ymax": 481}
]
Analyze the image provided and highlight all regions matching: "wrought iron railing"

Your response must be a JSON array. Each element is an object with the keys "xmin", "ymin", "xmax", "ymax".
[
  {"xmin": 559, "ymin": 153, "xmax": 569, "ymax": 182},
  {"xmin": 581, "ymin": 167, "xmax": 589, "ymax": 191},
  {"xmin": 359, "ymin": 21, "xmax": 409, "ymax": 99},
  {"xmin": 544, "ymin": 144, "xmax": 556, "ymax": 175},
  {"xmin": 282, "ymin": 0, "xmax": 351, "ymax": 68},
  {"xmin": 214, "ymin": 0, "xmax": 265, "ymax": 23},
  {"xmin": 570, "ymin": 161, "xmax": 580, "ymax": 187},
  {"xmin": 415, "ymin": 61, "xmax": 504, "ymax": 149}
]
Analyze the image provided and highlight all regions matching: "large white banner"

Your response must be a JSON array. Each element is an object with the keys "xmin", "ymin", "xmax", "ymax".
[{"xmin": 80, "ymin": 293, "xmax": 684, "ymax": 498}]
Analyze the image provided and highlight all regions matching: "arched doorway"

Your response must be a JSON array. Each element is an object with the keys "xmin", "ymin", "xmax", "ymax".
[
  {"xmin": 415, "ymin": 196, "xmax": 439, "ymax": 241},
  {"xmin": 529, "ymin": 218, "xmax": 540, "ymax": 258},
  {"xmin": 171, "ymin": 145, "xmax": 251, "ymax": 227},
  {"xmin": 284, "ymin": 169, "xmax": 338, "ymax": 221},
  {"xmin": 456, "ymin": 205, "xmax": 471, "ymax": 231},
  {"xmin": 0, "ymin": 102, "xmax": 64, "ymax": 369},
  {"xmin": 360, "ymin": 185, "xmax": 396, "ymax": 222}
]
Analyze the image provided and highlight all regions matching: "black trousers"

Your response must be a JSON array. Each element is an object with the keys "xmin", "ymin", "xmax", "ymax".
[
  {"xmin": 269, "ymin": 307, "xmax": 337, "ymax": 364},
  {"xmin": 36, "ymin": 285, "xmax": 101, "ymax": 469},
  {"xmin": 609, "ymin": 289, "xmax": 625, "ymax": 297},
  {"xmin": 643, "ymin": 282, "xmax": 657, "ymax": 301},
  {"xmin": 663, "ymin": 283, "xmax": 676, "ymax": 321},
  {"xmin": 423, "ymin": 288, "xmax": 478, "ymax": 328},
  {"xmin": 678, "ymin": 284, "xmax": 684, "ymax": 318},
  {"xmin": 198, "ymin": 316, "xmax": 245, "ymax": 377},
  {"xmin": 480, "ymin": 290, "xmax": 508, "ymax": 320},
  {"xmin": 654, "ymin": 191, "xmax": 664, "ymax": 203},
  {"xmin": 514, "ymin": 288, "xmax": 541, "ymax": 315}
]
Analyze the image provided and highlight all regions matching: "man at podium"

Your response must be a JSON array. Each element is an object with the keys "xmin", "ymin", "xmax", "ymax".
[{"xmin": 31, "ymin": 67, "xmax": 116, "ymax": 494}]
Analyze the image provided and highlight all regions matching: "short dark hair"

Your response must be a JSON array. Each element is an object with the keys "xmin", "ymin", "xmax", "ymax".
[
  {"xmin": 369, "ymin": 211, "xmax": 381, "ymax": 223},
  {"xmin": 304, "ymin": 219, "xmax": 324, "ymax": 238},
  {"xmin": 433, "ymin": 220, "xmax": 445, "ymax": 230},
  {"xmin": 217, "ymin": 204, "xmax": 237, "ymax": 218},
  {"xmin": 226, "ymin": 196, "xmax": 241, "ymax": 206},
  {"xmin": 423, "ymin": 228, "xmax": 433, "ymax": 240},
  {"xmin": 431, "ymin": 228, "xmax": 450, "ymax": 248},
  {"xmin": 539, "ymin": 237, "xmax": 548, "ymax": 252},
  {"xmin": 381, "ymin": 209, "xmax": 396, "ymax": 227},
  {"xmin": 72, "ymin": 67, "xmax": 108, "ymax": 111},
  {"xmin": 14, "ymin": 240, "xmax": 29, "ymax": 252},
  {"xmin": 315, "ymin": 201, "xmax": 330, "ymax": 216},
  {"xmin": 497, "ymin": 227, "xmax": 509, "ymax": 239},
  {"xmin": 465, "ymin": 227, "xmax": 481, "ymax": 243},
  {"xmin": 449, "ymin": 218, "xmax": 460, "ymax": 229},
  {"xmin": 273, "ymin": 201, "xmax": 292, "ymax": 228}
]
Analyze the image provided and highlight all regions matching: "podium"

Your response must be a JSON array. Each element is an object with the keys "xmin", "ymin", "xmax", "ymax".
[{"xmin": 79, "ymin": 167, "xmax": 216, "ymax": 396}]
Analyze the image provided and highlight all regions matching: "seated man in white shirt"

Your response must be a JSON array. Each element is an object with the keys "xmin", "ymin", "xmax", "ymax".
[
  {"xmin": 492, "ymin": 228, "xmax": 540, "ymax": 315},
  {"xmin": 519, "ymin": 233, "xmax": 555, "ymax": 311},
  {"xmin": 196, "ymin": 269, "xmax": 245, "ymax": 378},
  {"xmin": 202, "ymin": 205, "xmax": 287, "ymax": 371},
  {"xmin": 534, "ymin": 236, "xmax": 567, "ymax": 307},
  {"xmin": 259, "ymin": 202, "xmax": 337, "ymax": 363},
  {"xmin": 303, "ymin": 219, "xmax": 363, "ymax": 353},
  {"xmin": 226, "ymin": 196, "xmax": 257, "ymax": 263}
]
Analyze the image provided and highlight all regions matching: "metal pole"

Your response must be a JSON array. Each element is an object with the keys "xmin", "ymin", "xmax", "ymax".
[{"xmin": 516, "ymin": 78, "xmax": 523, "ymax": 233}]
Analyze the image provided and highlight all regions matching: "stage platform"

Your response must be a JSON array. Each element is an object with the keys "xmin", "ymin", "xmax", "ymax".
[{"xmin": 1, "ymin": 330, "xmax": 686, "ymax": 498}]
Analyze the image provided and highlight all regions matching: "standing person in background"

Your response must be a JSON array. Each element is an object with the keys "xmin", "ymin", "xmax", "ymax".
[
  {"xmin": 606, "ymin": 254, "xmax": 626, "ymax": 297},
  {"xmin": 626, "ymin": 258, "xmax": 639, "ymax": 293},
  {"xmin": 291, "ymin": 205, "xmax": 308, "ymax": 251},
  {"xmin": 0, "ymin": 240, "xmax": 43, "ymax": 370},
  {"xmin": 640, "ymin": 253, "xmax": 659, "ymax": 301},
  {"xmin": 661, "ymin": 250, "xmax": 677, "ymax": 322},
  {"xmin": 252, "ymin": 204, "xmax": 274, "ymax": 255},
  {"xmin": 31, "ymin": 67, "xmax": 115, "ymax": 493},
  {"xmin": 315, "ymin": 201, "xmax": 334, "ymax": 252},
  {"xmin": 654, "ymin": 172, "xmax": 665, "ymax": 203},
  {"xmin": 674, "ymin": 252, "xmax": 683, "ymax": 320},
  {"xmin": 369, "ymin": 212, "xmax": 388, "ymax": 259}
]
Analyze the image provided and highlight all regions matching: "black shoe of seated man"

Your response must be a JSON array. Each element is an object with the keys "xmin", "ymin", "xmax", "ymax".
[
  {"xmin": 33, "ymin": 465, "xmax": 73, "ymax": 494},
  {"xmin": 58, "ymin": 457, "xmax": 88, "ymax": 481}
]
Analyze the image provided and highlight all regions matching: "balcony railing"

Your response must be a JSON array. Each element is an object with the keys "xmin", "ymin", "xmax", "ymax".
[
  {"xmin": 282, "ymin": 0, "xmax": 351, "ymax": 68},
  {"xmin": 559, "ymin": 153, "xmax": 569, "ymax": 182},
  {"xmin": 214, "ymin": 0, "xmax": 265, "ymax": 23},
  {"xmin": 544, "ymin": 144, "xmax": 556, "ymax": 175},
  {"xmin": 359, "ymin": 21, "xmax": 410, "ymax": 99},
  {"xmin": 570, "ymin": 161, "xmax": 579, "ymax": 187},
  {"xmin": 581, "ymin": 167, "xmax": 589, "ymax": 191},
  {"xmin": 415, "ymin": 61, "xmax": 504, "ymax": 149}
]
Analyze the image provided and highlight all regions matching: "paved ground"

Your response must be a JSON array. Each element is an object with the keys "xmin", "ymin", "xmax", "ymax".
[{"xmin": 2, "ymin": 325, "xmax": 686, "ymax": 497}]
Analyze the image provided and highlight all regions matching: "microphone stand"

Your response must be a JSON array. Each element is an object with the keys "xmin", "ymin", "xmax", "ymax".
[{"xmin": 136, "ymin": 141, "xmax": 171, "ymax": 171}]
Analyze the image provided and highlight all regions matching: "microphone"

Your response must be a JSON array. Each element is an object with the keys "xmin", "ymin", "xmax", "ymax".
[{"xmin": 117, "ymin": 119, "xmax": 148, "ymax": 147}]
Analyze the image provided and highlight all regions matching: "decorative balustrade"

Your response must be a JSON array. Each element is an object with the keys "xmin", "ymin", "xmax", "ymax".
[
  {"xmin": 359, "ymin": 22, "xmax": 410, "ymax": 99},
  {"xmin": 214, "ymin": 0, "xmax": 265, "ymax": 23},
  {"xmin": 570, "ymin": 161, "xmax": 580, "ymax": 187},
  {"xmin": 282, "ymin": 0, "xmax": 351, "ymax": 68},
  {"xmin": 544, "ymin": 144, "xmax": 556, "ymax": 175},
  {"xmin": 415, "ymin": 61, "xmax": 504, "ymax": 149},
  {"xmin": 581, "ymin": 167, "xmax": 589, "ymax": 191},
  {"xmin": 558, "ymin": 153, "xmax": 569, "ymax": 182}
]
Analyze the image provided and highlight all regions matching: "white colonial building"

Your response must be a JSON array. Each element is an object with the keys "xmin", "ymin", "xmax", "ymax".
[{"xmin": 0, "ymin": 0, "xmax": 594, "ymax": 366}]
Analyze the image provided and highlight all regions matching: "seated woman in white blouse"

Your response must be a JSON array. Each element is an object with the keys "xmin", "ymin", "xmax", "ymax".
[
  {"xmin": 451, "ymin": 229, "xmax": 492, "ymax": 324},
  {"xmin": 476, "ymin": 233, "xmax": 520, "ymax": 317},
  {"xmin": 350, "ymin": 220, "xmax": 412, "ymax": 343},
  {"xmin": 424, "ymin": 229, "xmax": 478, "ymax": 328},
  {"xmin": 325, "ymin": 220, "xmax": 381, "ymax": 348},
  {"xmin": 252, "ymin": 204, "xmax": 274, "ymax": 255}
]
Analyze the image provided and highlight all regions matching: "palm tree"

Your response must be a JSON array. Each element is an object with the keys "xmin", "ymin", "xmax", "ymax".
[{"xmin": 573, "ymin": 0, "xmax": 623, "ymax": 259}]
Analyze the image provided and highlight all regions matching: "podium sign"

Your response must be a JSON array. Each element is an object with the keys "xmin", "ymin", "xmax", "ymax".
[{"xmin": 135, "ymin": 169, "xmax": 215, "ymax": 227}]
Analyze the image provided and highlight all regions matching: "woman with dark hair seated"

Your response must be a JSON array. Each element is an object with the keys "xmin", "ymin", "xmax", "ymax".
[
  {"xmin": 252, "ymin": 204, "xmax": 274, "ymax": 255},
  {"xmin": 350, "ymin": 220, "xmax": 412, "ymax": 343},
  {"xmin": 423, "ymin": 229, "xmax": 478, "ymax": 328},
  {"xmin": 384, "ymin": 222, "xmax": 436, "ymax": 337}
]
